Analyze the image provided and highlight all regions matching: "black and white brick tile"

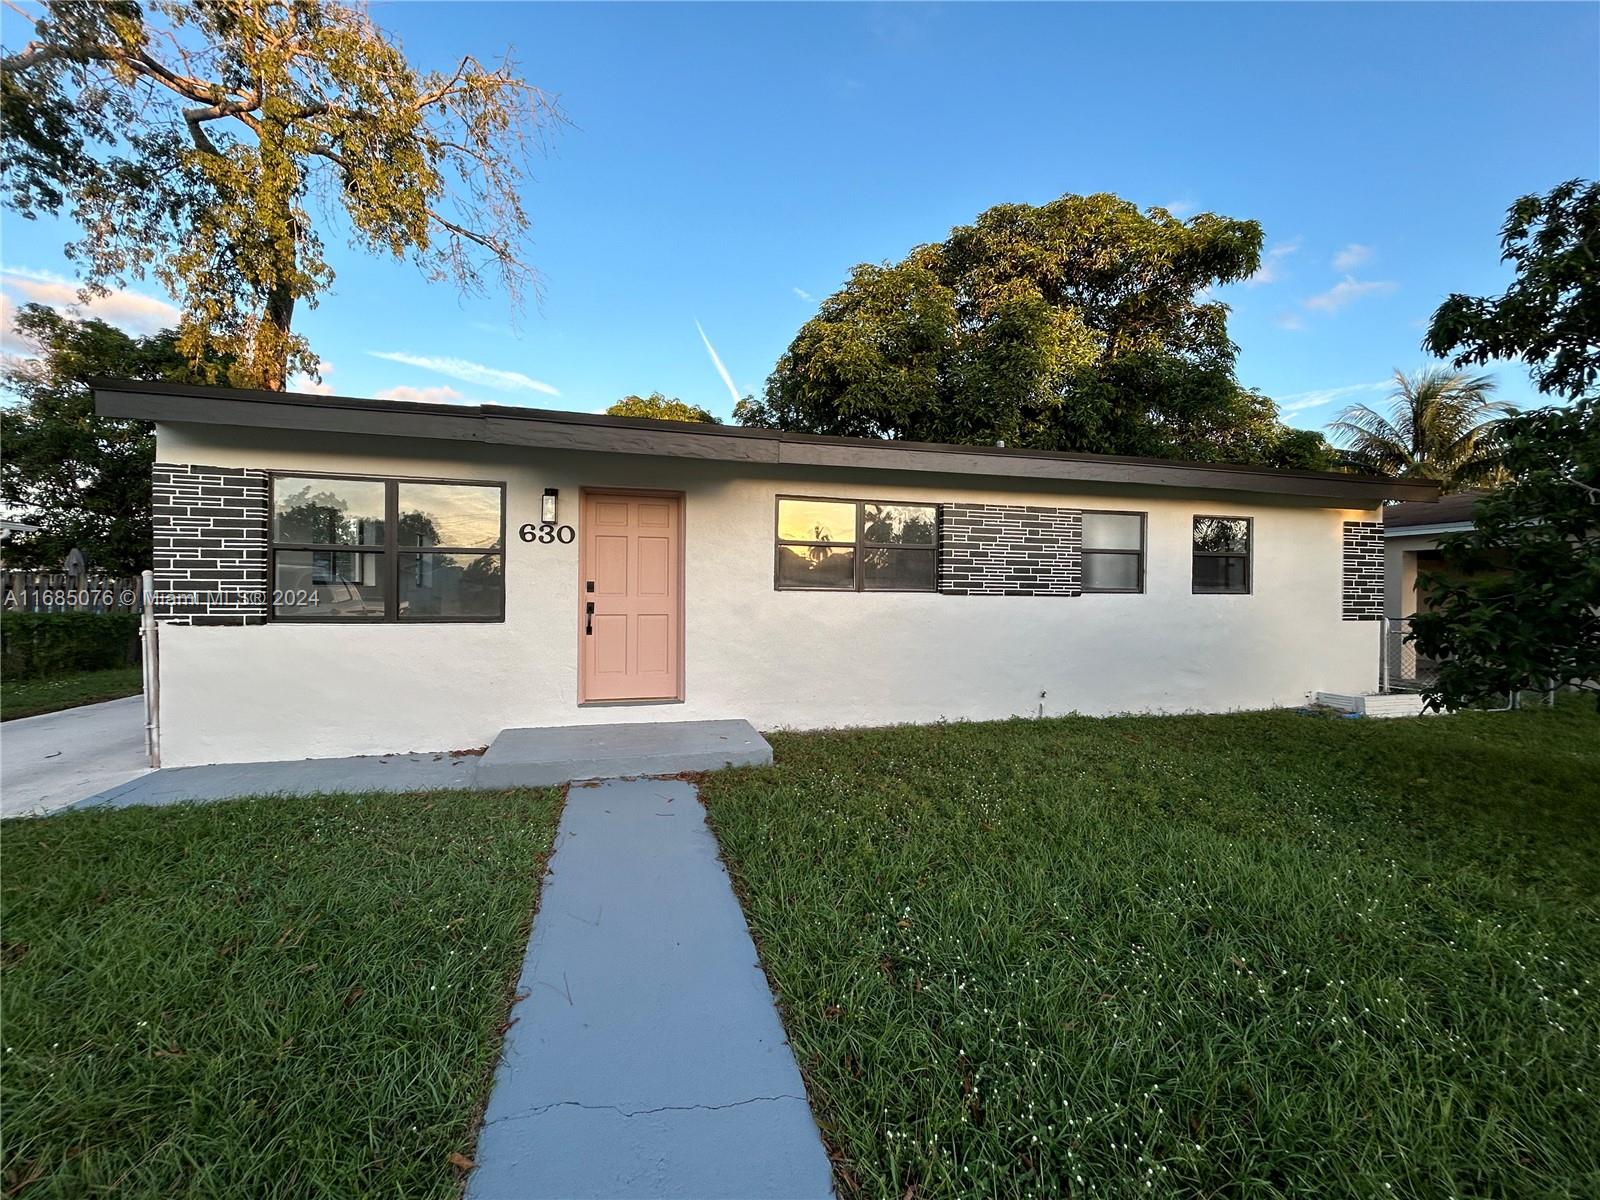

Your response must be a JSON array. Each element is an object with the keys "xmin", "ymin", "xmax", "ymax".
[
  {"xmin": 1341, "ymin": 520, "xmax": 1385, "ymax": 620},
  {"xmin": 938, "ymin": 504, "xmax": 1083, "ymax": 596},
  {"xmin": 152, "ymin": 462, "xmax": 269, "ymax": 625}
]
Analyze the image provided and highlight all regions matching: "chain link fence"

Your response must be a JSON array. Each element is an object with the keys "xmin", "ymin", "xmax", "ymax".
[{"xmin": 1379, "ymin": 617, "xmax": 1440, "ymax": 695}]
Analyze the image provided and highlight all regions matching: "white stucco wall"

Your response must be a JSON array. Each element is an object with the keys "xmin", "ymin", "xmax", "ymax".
[{"xmin": 153, "ymin": 422, "xmax": 1383, "ymax": 766}]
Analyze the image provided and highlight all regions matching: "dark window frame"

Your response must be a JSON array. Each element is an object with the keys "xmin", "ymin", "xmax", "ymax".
[
  {"xmin": 268, "ymin": 471, "xmax": 507, "ymax": 623},
  {"xmin": 773, "ymin": 494, "xmax": 939, "ymax": 593},
  {"xmin": 1080, "ymin": 509, "xmax": 1147, "ymax": 594},
  {"xmin": 1191, "ymin": 514, "xmax": 1253, "ymax": 595}
]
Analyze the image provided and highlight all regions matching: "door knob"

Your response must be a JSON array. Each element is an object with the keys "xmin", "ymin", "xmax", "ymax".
[{"xmin": 585, "ymin": 601, "xmax": 594, "ymax": 635}]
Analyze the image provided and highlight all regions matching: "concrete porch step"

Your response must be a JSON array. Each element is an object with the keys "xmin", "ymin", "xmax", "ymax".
[{"xmin": 475, "ymin": 719, "xmax": 772, "ymax": 789}]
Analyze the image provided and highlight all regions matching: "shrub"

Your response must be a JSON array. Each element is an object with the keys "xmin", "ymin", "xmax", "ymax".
[{"xmin": 0, "ymin": 612, "xmax": 141, "ymax": 679}]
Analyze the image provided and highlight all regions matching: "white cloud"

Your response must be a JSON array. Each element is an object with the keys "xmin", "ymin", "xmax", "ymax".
[
  {"xmin": 1244, "ymin": 238, "xmax": 1301, "ymax": 287},
  {"xmin": 1, "ymin": 293, "xmax": 32, "ymax": 355},
  {"xmin": 376, "ymin": 384, "xmax": 467, "ymax": 405},
  {"xmin": 792, "ymin": 286, "xmax": 814, "ymax": 302},
  {"xmin": 1272, "ymin": 311, "xmax": 1306, "ymax": 332},
  {"xmin": 367, "ymin": 350, "xmax": 559, "ymax": 396},
  {"xmin": 1332, "ymin": 243, "xmax": 1374, "ymax": 272},
  {"xmin": 288, "ymin": 361, "xmax": 337, "ymax": 395},
  {"xmin": 695, "ymin": 318, "xmax": 741, "ymax": 406},
  {"xmin": 1276, "ymin": 379, "xmax": 1390, "ymax": 416},
  {"xmin": 1163, "ymin": 198, "xmax": 1196, "ymax": 216},
  {"xmin": 0, "ymin": 265, "xmax": 180, "ymax": 335},
  {"xmin": 1304, "ymin": 276, "xmax": 1398, "ymax": 314}
]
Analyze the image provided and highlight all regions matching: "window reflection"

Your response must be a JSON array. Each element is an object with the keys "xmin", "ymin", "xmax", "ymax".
[
  {"xmin": 1193, "ymin": 516, "xmax": 1251, "ymax": 594},
  {"xmin": 400, "ymin": 552, "xmax": 503, "ymax": 618},
  {"xmin": 775, "ymin": 498, "xmax": 937, "ymax": 591},
  {"xmin": 398, "ymin": 483, "xmax": 502, "ymax": 548},
  {"xmin": 269, "ymin": 476, "xmax": 505, "ymax": 621},
  {"xmin": 273, "ymin": 477, "xmax": 384, "ymax": 545},
  {"xmin": 274, "ymin": 551, "xmax": 386, "ymax": 617}
]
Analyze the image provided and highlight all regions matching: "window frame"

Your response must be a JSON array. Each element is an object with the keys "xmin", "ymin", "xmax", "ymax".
[
  {"xmin": 1079, "ymin": 508, "xmax": 1147, "ymax": 595},
  {"xmin": 772, "ymin": 494, "xmax": 940, "ymax": 593},
  {"xmin": 1191, "ymin": 513, "xmax": 1253, "ymax": 596},
  {"xmin": 268, "ymin": 471, "xmax": 507, "ymax": 623}
]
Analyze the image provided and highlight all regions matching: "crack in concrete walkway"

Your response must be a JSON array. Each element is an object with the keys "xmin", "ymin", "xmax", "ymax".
[
  {"xmin": 483, "ymin": 1093, "xmax": 811, "ymax": 1128},
  {"xmin": 467, "ymin": 778, "xmax": 834, "ymax": 1200}
]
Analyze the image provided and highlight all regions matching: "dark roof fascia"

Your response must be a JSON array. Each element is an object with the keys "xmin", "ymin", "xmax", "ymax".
[{"xmin": 93, "ymin": 378, "xmax": 1440, "ymax": 504}]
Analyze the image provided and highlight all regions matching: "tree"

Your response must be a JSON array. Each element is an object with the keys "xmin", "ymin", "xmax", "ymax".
[
  {"xmin": 1, "ymin": 0, "xmax": 562, "ymax": 390},
  {"xmin": 1326, "ymin": 367, "xmax": 1513, "ymax": 490},
  {"xmin": 1425, "ymin": 179, "xmax": 1599, "ymax": 401},
  {"xmin": 0, "ymin": 304, "xmax": 220, "ymax": 573},
  {"xmin": 1409, "ymin": 397, "xmax": 1598, "ymax": 708},
  {"xmin": 606, "ymin": 393, "xmax": 721, "ymax": 424},
  {"xmin": 737, "ymin": 193, "xmax": 1328, "ymax": 468},
  {"xmin": 1408, "ymin": 180, "xmax": 1600, "ymax": 709}
]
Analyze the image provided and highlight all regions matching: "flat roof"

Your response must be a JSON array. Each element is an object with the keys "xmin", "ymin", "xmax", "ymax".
[
  {"xmin": 1385, "ymin": 489, "xmax": 1484, "ymax": 529},
  {"xmin": 95, "ymin": 378, "xmax": 1440, "ymax": 504}
]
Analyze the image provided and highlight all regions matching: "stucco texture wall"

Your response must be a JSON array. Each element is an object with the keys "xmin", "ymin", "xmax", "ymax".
[{"xmin": 154, "ymin": 423, "xmax": 1382, "ymax": 766}]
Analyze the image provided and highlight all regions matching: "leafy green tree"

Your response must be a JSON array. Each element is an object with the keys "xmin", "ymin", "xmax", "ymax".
[
  {"xmin": 1, "ymin": 0, "xmax": 562, "ymax": 390},
  {"xmin": 0, "ymin": 305, "xmax": 220, "ymax": 573},
  {"xmin": 1410, "ymin": 397, "xmax": 1598, "ymax": 708},
  {"xmin": 606, "ymin": 393, "xmax": 721, "ymax": 424},
  {"xmin": 738, "ymin": 193, "xmax": 1327, "ymax": 467},
  {"xmin": 1408, "ymin": 180, "xmax": 1600, "ymax": 708},
  {"xmin": 1425, "ymin": 179, "xmax": 1599, "ymax": 401},
  {"xmin": 1327, "ymin": 367, "xmax": 1513, "ymax": 490}
]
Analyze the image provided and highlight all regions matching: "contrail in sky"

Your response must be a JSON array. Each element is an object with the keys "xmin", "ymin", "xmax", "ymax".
[{"xmin": 695, "ymin": 319, "xmax": 741, "ymax": 405}]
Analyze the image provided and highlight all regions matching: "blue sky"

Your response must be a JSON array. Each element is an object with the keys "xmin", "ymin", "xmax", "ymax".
[{"xmin": 3, "ymin": 2, "xmax": 1597, "ymax": 435}]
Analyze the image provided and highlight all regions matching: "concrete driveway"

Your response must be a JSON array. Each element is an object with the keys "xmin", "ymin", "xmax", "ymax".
[{"xmin": 1, "ymin": 697, "xmax": 151, "ymax": 817}]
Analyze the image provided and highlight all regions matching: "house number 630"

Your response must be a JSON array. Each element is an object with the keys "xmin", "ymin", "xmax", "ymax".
[{"xmin": 519, "ymin": 523, "xmax": 576, "ymax": 545}]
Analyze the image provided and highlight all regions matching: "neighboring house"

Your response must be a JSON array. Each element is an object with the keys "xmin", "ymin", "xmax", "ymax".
[
  {"xmin": 1383, "ymin": 490, "xmax": 1488, "ymax": 619},
  {"xmin": 96, "ymin": 380, "xmax": 1435, "ymax": 767},
  {"xmin": 0, "ymin": 519, "xmax": 40, "ymax": 566}
]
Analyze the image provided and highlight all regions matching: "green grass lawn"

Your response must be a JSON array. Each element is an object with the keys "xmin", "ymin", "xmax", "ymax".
[
  {"xmin": 0, "ymin": 788, "xmax": 562, "ymax": 1198},
  {"xmin": 703, "ymin": 703, "xmax": 1600, "ymax": 1199},
  {"xmin": 1, "ymin": 666, "xmax": 144, "ymax": 721}
]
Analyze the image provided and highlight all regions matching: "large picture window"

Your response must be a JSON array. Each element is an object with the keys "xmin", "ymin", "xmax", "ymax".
[
  {"xmin": 775, "ymin": 497, "xmax": 937, "ymax": 591},
  {"xmin": 1081, "ymin": 511, "xmax": 1145, "ymax": 593},
  {"xmin": 270, "ymin": 475, "xmax": 505, "ymax": 621},
  {"xmin": 1192, "ymin": 515, "xmax": 1251, "ymax": 594}
]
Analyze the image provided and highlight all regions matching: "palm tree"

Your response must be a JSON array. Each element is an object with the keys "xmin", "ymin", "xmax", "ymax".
[{"xmin": 1328, "ymin": 367, "xmax": 1514, "ymax": 491}]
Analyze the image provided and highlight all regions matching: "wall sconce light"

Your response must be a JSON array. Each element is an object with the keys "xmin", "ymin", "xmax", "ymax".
[{"xmin": 541, "ymin": 487, "xmax": 559, "ymax": 525}]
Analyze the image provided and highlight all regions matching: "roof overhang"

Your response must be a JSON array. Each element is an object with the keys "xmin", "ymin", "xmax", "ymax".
[
  {"xmin": 94, "ymin": 379, "xmax": 1441, "ymax": 505},
  {"xmin": 1384, "ymin": 521, "xmax": 1474, "ymax": 539}
]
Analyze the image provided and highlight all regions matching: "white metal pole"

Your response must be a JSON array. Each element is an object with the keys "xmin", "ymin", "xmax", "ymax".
[{"xmin": 139, "ymin": 569, "xmax": 160, "ymax": 768}]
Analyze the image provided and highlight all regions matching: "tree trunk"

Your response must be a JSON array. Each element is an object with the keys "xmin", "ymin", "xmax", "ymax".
[
  {"xmin": 255, "ymin": 118, "xmax": 298, "ymax": 393},
  {"xmin": 258, "ymin": 282, "xmax": 295, "ymax": 391}
]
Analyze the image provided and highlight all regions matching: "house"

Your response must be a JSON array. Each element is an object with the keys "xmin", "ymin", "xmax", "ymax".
[
  {"xmin": 1383, "ymin": 489, "xmax": 1487, "ymax": 619},
  {"xmin": 0, "ymin": 518, "xmax": 40, "ymax": 566},
  {"xmin": 96, "ymin": 380, "xmax": 1436, "ymax": 768}
]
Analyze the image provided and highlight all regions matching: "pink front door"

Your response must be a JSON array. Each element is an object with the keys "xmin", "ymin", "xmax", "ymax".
[{"xmin": 580, "ymin": 491, "xmax": 683, "ymax": 702}]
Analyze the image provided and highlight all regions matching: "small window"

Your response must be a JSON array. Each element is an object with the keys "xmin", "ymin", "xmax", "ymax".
[
  {"xmin": 1081, "ymin": 511, "xmax": 1144, "ymax": 593},
  {"xmin": 270, "ymin": 475, "xmax": 505, "ymax": 621},
  {"xmin": 775, "ymin": 497, "xmax": 937, "ymax": 592},
  {"xmin": 1193, "ymin": 516, "xmax": 1251, "ymax": 594}
]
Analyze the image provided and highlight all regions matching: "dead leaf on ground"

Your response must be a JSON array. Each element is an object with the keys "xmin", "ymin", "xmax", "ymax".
[{"xmin": 448, "ymin": 1152, "xmax": 477, "ymax": 1170}]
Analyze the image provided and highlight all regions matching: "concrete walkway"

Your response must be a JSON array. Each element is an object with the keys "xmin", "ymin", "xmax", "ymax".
[
  {"xmin": 469, "ymin": 778, "xmax": 833, "ymax": 1200},
  {"xmin": 1, "ymin": 696, "xmax": 150, "ymax": 817},
  {"xmin": 76, "ymin": 751, "xmax": 480, "ymax": 809},
  {"xmin": 66, "ymin": 720, "xmax": 771, "ymax": 811}
]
